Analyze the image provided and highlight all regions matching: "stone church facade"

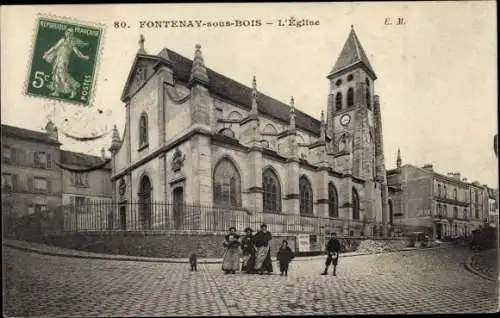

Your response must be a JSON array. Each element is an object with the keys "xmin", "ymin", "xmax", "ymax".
[{"xmin": 109, "ymin": 27, "xmax": 390, "ymax": 236}]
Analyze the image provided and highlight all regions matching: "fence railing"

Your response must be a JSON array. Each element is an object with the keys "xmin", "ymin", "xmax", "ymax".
[
  {"xmin": 68, "ymin": 201, "xmax": 420, "ymax": 236},
  {"xmin": 4, "ymin": 201, "xmax": 422, "ymax": 238}
]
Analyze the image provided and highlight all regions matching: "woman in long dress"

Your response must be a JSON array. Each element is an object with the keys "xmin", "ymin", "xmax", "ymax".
[
  {"xmin": 253, "ymin": 224, "xmax": 273, "ymax": 275},
  {"xmin": 221, "ymin": 227, "xmax": 241, "ymax": 274},
  {"xmin": 42, "ymin": 28, "xmax": 89, "ymax": 98},
  {"xmin": 240, "ymin": 227, "xmax": 256, "ymax": 274}
]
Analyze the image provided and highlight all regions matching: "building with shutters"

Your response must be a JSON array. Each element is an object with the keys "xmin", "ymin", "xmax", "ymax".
[
  {"xmin": 109, "ymin": 26, "xmax": 392, "ymax": 236},
  {"xmin": 1, "ymin": 123, "xmax": 112, "ymax": 219},
  {"xmin": 387, "ymin": 150, "xmax": 494, "ymax": 239}
]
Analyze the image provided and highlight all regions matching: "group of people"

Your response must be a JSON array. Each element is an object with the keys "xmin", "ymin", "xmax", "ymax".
[
  {"xmin": 222, "ymin": 223, "xmax": 294, "ymax": 276},
  {"xmin": 221, "ymin": 223, "xmax": 342, "ymax": 277}
]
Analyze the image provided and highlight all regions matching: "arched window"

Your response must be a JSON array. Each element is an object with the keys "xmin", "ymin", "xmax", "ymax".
[
  {"xmin": 213, "ymin": 158, "xmax": 241, "ymax": 208},
  {"xmin": 453, "ymin": 206, "xmax": 458, "ymax": 219},
  {"xmin": 139, "ymin": 112, "xmax": 149, "ymax": 147},
  {"xmin": 263, "ymin": 168, "xmax": 281, "ymax": 213},
  {"xmin": 299, "ymin": 176, "xmax": 313, "ymax": 215},
  {"xmin": 366, "ymin": 88, "xmax": 371, "ymax": 110},
  {"xmin": 352, "ymin": 187, "xmax": 360, "ymax": 220},
  {"xmin": 453, "ymin": 188, "xmax": 458, "ymax": 200},
  {"xmin": 328, "ymin": 182, "xmax": 338, "ymax": 218},
  {"xmin": 438, "ymin": 184, "xmax": 441, "ymax": 197},
  {"xmin": 444, "ymin": 205, "xmax": 448, "ymax": 218},
  {"xmin": 443, "ymin": 185, "xmax": 447, "ymax": 198},
  {"xmin": 464, "ymin": 208, "xmax": 468, "ymax": 220},
  {"xmin": 335, "ymin": 92, "xmax": 342, "ymax": 111},
  {"xmin": 347, "ymin": 87, "xmax": 354, "ymax": 107}
]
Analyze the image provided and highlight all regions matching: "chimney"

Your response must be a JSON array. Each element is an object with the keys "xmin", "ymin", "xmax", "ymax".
[
  {"xmin": 462, "ymin": 178, "xmax": 468, "ymax": 182},
  {"xmin": 422, "ymin": 164, "xmax": 433, "ymax": 171}
]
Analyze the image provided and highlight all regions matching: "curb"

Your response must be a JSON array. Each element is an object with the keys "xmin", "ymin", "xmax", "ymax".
[
  {"xmin": 3, "ymin": 240, "xmax": 448, "ymax": 264},
  {"xmin": 463, "ymin": 253, "xmax": 497, "ymax": 282}
]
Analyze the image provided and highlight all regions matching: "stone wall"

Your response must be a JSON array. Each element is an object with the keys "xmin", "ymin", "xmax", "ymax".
[{"xmin": 34, "ymin": 231, "xmax": 297, "ymax": 259}]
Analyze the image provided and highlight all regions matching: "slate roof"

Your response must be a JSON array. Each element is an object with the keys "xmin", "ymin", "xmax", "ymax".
[
  {"xmin": 60, "ymin": 150, "xmax": 111, "ymax": 170},
  {"xmin": 329, "ymin": 27, "xmax": 376, "ymax": 79},
  {"xmin": 163, "ymin": 49, "xmax": 322, "ymax": 137},
  {"xmin": 1, "ymin": 124, "xmax": 61, "ymax": 145}
]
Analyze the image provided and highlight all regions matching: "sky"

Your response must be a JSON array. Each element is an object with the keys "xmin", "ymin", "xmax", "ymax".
[{"xmin": 1, "ymin": 2, "xmax": 498, "ymax": 188}]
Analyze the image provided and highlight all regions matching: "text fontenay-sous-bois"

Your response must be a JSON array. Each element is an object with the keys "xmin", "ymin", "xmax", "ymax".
[{"xmin": 113, "ymin": 18, "xmax": 321, "ymax": 29}]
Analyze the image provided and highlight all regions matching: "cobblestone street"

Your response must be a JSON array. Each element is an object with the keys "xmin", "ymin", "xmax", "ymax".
[{"xmin": 3, "ymin": 246, "xmax": 498, "ymax": 316}]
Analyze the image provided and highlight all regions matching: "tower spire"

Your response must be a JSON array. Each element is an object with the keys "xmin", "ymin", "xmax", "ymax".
[
  {"xmin": 289, "ymin": 97, "xmax": 296, "ymax": 130},
  {"xmin": 251, "ymin": 75, "xmax": 258, "ymax": 114},
  {"xmin": 396, "ymin": 148, "xmax": 402, "ymax": 169},
  {"xmin": 328, "ymin": 26, "xmax": 376, "ymax": 79},
  {"xmin": 138, "ymin": 34, "xmax": 146, "ymax": 54},
  {"xmin": 188, "ymin": 44, "xmax": 209, "ymax": 87},
  {"xmin": 109, "ymin": 124, "xmax": 121, "ymax": 153}
]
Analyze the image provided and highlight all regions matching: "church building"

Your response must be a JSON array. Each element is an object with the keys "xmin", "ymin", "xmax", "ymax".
[{"xmin": 109, "ymin": 26, "xmax": 390, "ymax": 236}]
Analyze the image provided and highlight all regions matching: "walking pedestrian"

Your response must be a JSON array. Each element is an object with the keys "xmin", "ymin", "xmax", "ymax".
[
  {"xmin": 321, "ymin": 232, "xmax": 341, "ymax": 276},
  {"xmin": 222, "ymin": 227, "xmax": 241, "ymax": 274},
  {"xmin": 276, "ymin": 240, "xmax": 294, "ymax": 276}
]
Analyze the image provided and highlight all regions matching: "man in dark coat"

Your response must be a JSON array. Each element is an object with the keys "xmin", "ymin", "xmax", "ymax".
[{"xmin": 321, "ymin": 232, "xmax": 341, "ymax": 276}]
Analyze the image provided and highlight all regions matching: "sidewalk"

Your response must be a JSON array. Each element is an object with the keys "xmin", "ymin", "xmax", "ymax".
[
  {"xmin": 3, "ymin": 239, "xmax": 440, "ymax": 264},
  {"xmin": 464, "ymin": 249, "xmax": 498, "ymax": 282}
]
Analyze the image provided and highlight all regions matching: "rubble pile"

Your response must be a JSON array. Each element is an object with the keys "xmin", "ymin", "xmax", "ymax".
[{"xmin": 356, "ymin": 239, "xmax": 410, "ymax": 254}]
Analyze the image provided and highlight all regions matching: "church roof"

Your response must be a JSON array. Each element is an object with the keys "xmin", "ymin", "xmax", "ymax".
[
  {"xmin": 328, "ymin": 27, "xmax": 376, "ymax": 79},
  {"xmin": 162, "ymin": 49, "xmax": 322, "ymax": 137},
  {"xmin": 60, "ymin": 150, "xmax": 111, "ymax": 170}
]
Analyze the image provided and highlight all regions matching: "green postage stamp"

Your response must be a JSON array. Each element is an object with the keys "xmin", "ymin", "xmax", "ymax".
[{"xmin": 25, "ymin": 14, "xmax": 105, "ymax": 106}]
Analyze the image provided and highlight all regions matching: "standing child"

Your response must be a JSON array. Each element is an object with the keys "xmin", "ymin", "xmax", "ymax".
[{"xmin": 276, "ymin": 240, "xmax": 294, "ymax": 276}]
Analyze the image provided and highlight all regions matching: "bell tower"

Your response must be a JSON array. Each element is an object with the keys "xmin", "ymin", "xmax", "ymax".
[{"xmin": 326, "ymin": 25, "xmax": 377, "ymax": 181}]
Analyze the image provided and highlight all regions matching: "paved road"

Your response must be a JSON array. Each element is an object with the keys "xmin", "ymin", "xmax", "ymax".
[{"xmin": 3, "ymin": 246, "xmax": 498, "ymax": 316}]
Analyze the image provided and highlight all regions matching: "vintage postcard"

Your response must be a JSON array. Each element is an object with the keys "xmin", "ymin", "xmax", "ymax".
[{"xmin": 1, "ymin": 2, "xmax": 498, "ymax": 317}]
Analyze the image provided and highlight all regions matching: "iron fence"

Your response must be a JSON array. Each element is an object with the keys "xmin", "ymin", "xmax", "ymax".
[{"xmin": 53, "ymin": 201, "xmax": 415, "ymax": 237}]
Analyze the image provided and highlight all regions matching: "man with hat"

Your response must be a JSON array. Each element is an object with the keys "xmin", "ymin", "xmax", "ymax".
[
  {"xmin": 240, "ymin": 227, "xmax": 256, "ymax": 273},
  {"xmin": 321, "ymin": 231, "xmax": 341, "ymax": 276}
]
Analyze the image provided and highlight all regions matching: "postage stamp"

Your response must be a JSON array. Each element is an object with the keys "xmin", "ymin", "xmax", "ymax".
[{"xmin": 25, "ymin": 14, "xmax": 105, "ymax": 106}]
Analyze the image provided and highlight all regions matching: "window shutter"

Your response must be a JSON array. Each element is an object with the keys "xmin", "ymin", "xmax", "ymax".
[
  {"xmin": 47, "ymin": 153, "xmax": 52, "ymax": 169},
  {"xmin": 27, "ymin": 176, "xmax": 33, "ymax": 192},
  {"xmin": 12, "ymin": 174, "xmax": 18, "ymax": 191},
  {"xmin": 11, "ymin": 148, "xmax": 17, "ymax": 164}
]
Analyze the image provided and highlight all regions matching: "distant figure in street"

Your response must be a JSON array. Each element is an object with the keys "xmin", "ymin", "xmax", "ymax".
[
  {"xmin": 321, "ymin": 232, "xmax": 341, "ymax": 276},
  {"xmin": 240, "ymin": 227, "xmax": 256, "ymax": 274},
  {"xmin": 253, "ymin": 224, "xmax": 273, "ymax": 275},
  {"xmin": 189, "ymin": 253, "xmax": 197, "ymax": 272},
  {"xmin": 276, "ymin": 240, "xmax": 294, "ymax": 276},
  {"xmin": 222, "ymin": 227, "xmax": 241, "ymax": 274}
]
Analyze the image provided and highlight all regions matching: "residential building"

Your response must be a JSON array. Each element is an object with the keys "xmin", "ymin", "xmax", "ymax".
[
  {"xmin": 1, "ymin": 122, "xmax": 62, "ymax": 217},
  {"xmin": 387, "ymin": 150, "xmax": 492, "ymax": 239}
]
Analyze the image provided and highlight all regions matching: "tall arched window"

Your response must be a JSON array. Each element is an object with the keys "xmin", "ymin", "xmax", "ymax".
[
  {"xmin": 213, "ymin": 158, "xmax": 241, "ymax": 208},
  {"xmin": 335, "ymin": 92, "xmax": 342, "ymax": 111},
  {"xmin": 347, "ymin": 87, "xmax": 354, "ymax": 107},
  {"xmin": 444, "ymin": 205, "xmax": 448, "ymax": 218},
  {"xmin": 263, "ymin": 168, "xmax": 281, "ymax": 213},
  {"xmin": 328, "ymin": 182, "xmax": 338, "ymax": 218},
  {"xmin": 299, "ymin": 176, "xmax": 313, "ymax": 215},
  {"xmin": 138, "ymin": 174, "xmax": 152, "ymax": 229},
  {"xmin": 464, "ymin": 208, "xmax": 468, "ymax": 220},
  {"xmin": 352, "ymin": 187, "xmax": 360, "ymax": 220},
  {"xmin": 366, "ymin": 88, "xmax": 371, "ymax": 110},
  {"xmin": 443, "ymin": 185, "xmax": 447, "ymax": 198},
  {"xmin": 139, "ymin": 112, "xmax": 149, "ymax": 148},
  {"xmin": 453, "ymin": 206, "xmax": 458, "ymax": 219},
  {"xmin": 438, "ymin": 184, "xmax": 441, "ymax": 197},
  {"xmin": 453, "ymin": 188, "xmax": 458, "ymax": 200}
]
